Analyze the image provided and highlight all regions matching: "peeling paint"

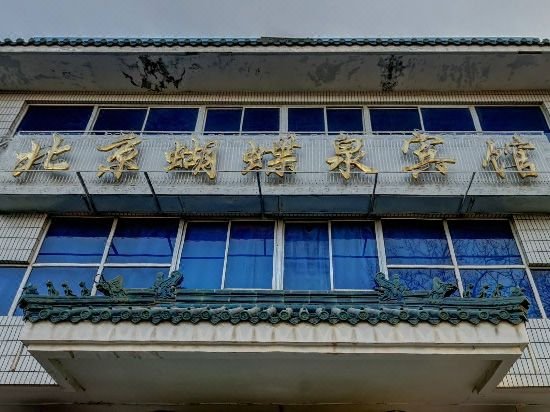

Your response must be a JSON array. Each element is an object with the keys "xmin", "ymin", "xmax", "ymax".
[
  {"xmin": 378, "ymin": 55, "xmax": 406, "ymax": 92},
  {"xmin": 122, "ymin": 55, "xmax": 185, "ymax": 92}
]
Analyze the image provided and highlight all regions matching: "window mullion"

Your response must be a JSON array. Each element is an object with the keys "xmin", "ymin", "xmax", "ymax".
[
  {"xmin": 141, "ymin": 107, "xmax": 151, "ymax": 134},
  {"xmin": 443, "ymin": 220, "xmax": 464, "ymax": 296},
  {"xmin": 220, "ymin": 221, "xmax": 231, "ymax": 289},
  {"xmin": 374, "ymin": 220, "xmax": 387, "ymax": 278},
  {"xmin": 84, "ymin": 105, "xmax": 99, "ymax": 133},
  {"xmin": 276, "ymin": 220, "xmax": 285, "ymax": 289},
  {"xmin": 363, "ymin": 106, "xmax": 372, "ymax": 133},
  {"xmin": 418, "ymin": 107, "xmax": 425, "ymax": 131},
  {"xmin": 91, "ymin": 218, "xmax": 118, "ymax": 296},
  {"xmin": 328, "ymin": 221, "xmax": 334, "ymax": 290},
  {"xmin": 470, "ymin": 106, "xmax": 482, "ymax": 132},
  {"xmin": 171, "ymin": 219, "xmax": 186, "ymax": 273},
  {"xmin": 8, "ymin": 219, "xmax": 51, "ymax": 316}
]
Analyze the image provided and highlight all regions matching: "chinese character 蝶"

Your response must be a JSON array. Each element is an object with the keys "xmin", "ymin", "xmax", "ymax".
[
  {"xmin": 12, "ymin": 134, "xmax": 71, "ymax": 177},
  {"xmin": 326, "ymin": 135, "xmax": 376, "ymax": 180},
  {"xmin": 97, "ymin": 133, "xmax": 142, "ymax": 180},
  {"xmin": 165, "ymin": 138, "xmax": 218, "ymax": 179},
  {"xmin": 402, "ymin": 132, "xmax": 456, "ymax": 179},
  {"xmin": 241, "ymin": 135, "xmax": 301, "ymax": 178},
  {"xmin": 265, "ymin": 134, "xmax": 301, "ymax": 177},
  {"xmin": 241, "ymin": 142, "xmax": 265, "ymax": 175}
]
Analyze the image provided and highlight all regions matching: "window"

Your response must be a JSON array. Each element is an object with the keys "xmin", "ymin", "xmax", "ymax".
[
  {"xmin": 26, "ymin": 218, "xmax": 111, "ymax": 303},
  {"xmin": 5, "ymin": 217, "xmax": 546, "ymax": 319},
  {"xmin": 382, "ymin": 220, "xmax": 457, "ymax": 293},
  {"xmin": 180, "ymin": 221, "xmax": 275, "ymax": 289},
  {"xmin": 288, "ymin": 107, "xmax": 363, "ymax": 133},
  {"xmin": 288, "ymin": 108, "xmax": 325, "ymax": 133},
  {"xmin": 532, "ymin": 270, "xmax": 550, "ymax": 315},
  {"xmin": 0, "ymin": 268, "xmax": 25, "ymax": 315},
  {"xmin": 448, "ymin": 220, "xmax": 522, "ymax": 265},
  {"xmin": 284, "ymin": 223, "xmax": 330, "ymax": 290},
  {"xmin": 224, "ymin": 222, "xmax": 274, "ymax": 288},
  {"xmin": 476, "ymin": 106, "xmax": 550, "ymax": 132},
  {"xmin": 449, "ymin": 220, "xmax": 540, "ymax": 318},
  {"xmin": 101, "ymin": 218, "xmax": 178, "ymax": 289},
  {"xmin": 370, "ymin": 108, "xmax": 421, "ymax": 132},
  {"xmin": 326, "ymin": 108, "xmax": 363, "ymax": 133},
  {"xmin": 204, "ymin": 108, "xmax": 242, "ymax": 133},
  {"xmin": 92, "ymin": 108, "xmax": 147, "ymax": 132},
  {"xmin": 241, "ymin": 108, "xmax": 279, "ymax": 133},
  {"xmin": 331, "ymin": 222, "xmax": 378, "ymax": 289},
  {"xmin": 17, "ymin": 105, "xmax": 93, "ymax": 132},
  {"xmin": 144, "ymin": 108, "xmax": 198, "ymax": 132},
  {"xmin": 420, "ymin": 108, "xmax": 475, "ymax": 132},
  {"xmin": 284, "ymin": 221, "xmax": 378, "ymax": 290}
]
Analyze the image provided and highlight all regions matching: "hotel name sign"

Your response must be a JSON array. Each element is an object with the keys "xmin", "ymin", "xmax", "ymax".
[{"xmin": 11, "ymin": 132, "xmax": 539, "ymax": 181}]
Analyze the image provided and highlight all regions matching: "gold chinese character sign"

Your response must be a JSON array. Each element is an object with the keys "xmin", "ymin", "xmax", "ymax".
[
  {"xmin": 165, "ymin": 138, "xmax": 218, "ymax": 180},
  {"xmin": 241, "ymin": 134, "xmax": 301, "ymax": 178},
  {"xmin": 326, "ymin": 135, "xmax": 376, "ymax": 180},
  {"xmin": 402, "ymin": 132, "xmax": 456, "ymax": 179},
  {"xmin": 12, "ymin": 134, "xmax": 71, "ymax": 177},
  {"xmin": 482, "ymin": 135, "xmax": 538, "ymax": 179},
  {"xmin": 97, "ymin": 133, "xmax": 142, "ymax": 181}
]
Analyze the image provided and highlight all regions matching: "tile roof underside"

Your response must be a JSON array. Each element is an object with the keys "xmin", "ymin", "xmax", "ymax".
[{"xmin": 0, "ymin": 37, "xmax": 549, "ymax": 48}]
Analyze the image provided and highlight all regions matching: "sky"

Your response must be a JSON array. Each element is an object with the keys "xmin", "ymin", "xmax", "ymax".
[{"xmin": 1, "ymin": 0, "xmax": 550, "ymax": 40}]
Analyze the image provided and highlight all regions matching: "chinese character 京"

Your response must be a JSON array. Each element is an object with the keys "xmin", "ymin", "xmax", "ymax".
[{"xmin": 97, "ymin": 133, "xmax": 142, "ymax": 181}]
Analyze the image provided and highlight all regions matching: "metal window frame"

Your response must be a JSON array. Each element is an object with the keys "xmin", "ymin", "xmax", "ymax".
[{"xmin": 5, "ymin": 216, "xmax": 550, "ymax": 319}]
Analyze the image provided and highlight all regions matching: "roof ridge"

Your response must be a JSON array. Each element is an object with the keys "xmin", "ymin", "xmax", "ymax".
[{"xmin": 1, "ymin": 36, "xmax": 549, "ymax": 48}]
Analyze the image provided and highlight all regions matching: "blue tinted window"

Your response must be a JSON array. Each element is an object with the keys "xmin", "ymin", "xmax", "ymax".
[
  {"xmin": 204, "ymin": 109, "xmax": 242, "ymax": 133},
  {"xmin": 224, "ymin": 222, "xmax": 274, "ymax": 289},
  {"xmin": 288, "ymin": 108, "xmax": 325, "ymax": 132},
  {"xmin": 0, "ymin": 268, "xmax": 25, "ymax": 315},
  {"xmin": 107, "ymin": 219, "xmax": 178, "ymax": 264},
  {"xmin": 17, "ymin": 106, "xmax": 93, "ymax": 132},
  {"xmin": 180, "ymin": 222, "xmax": 228, "ymax": 289},
  {"xmin": 532, "ymin": 270, "xmax": 550, "ymax": 316},
  {"xmin": 421, "ymin": 108, "xmax": 475, "ymax": 132},
  {"xmin": 144, "ymin": 108, "xmax": 198, "ymax": 132},
  {"xmin": 26, "ymin": 267, "xmax": 97, "ymax": 297},
  {"xmin": 390, "ymin": 269, "xmax": 458, "ymax": 295},
  {"xmin": 476, "ymin": 106, "xmax": 549, "ymax": 132},
  {"xmin": 92, "ymin": 108, "xmax": 147, "ymax": 132},
  {"xmin": 332, "ymin": 222, "xmax": 378, "ymax": 289},
  {"xmin": 242, "ymin": 108, "xmax": 279, "ymax": 132},
  {"xmin": 370, "ymin": 108, "xmax": 421, "ymax": 132},
  {"xmin": 448, "ymin": 220, "xmax": 522, "ymax": 265},
  {"xmin": 36, "ymin": 218, "xmax": 112, "ymax": 263},
  {"xmin": 383, "ymin": 220, "xmax": 451, "ymax": 265},
  {"xmin": 100, "ymin": 267, "xmax": 165, "ymax": 290},
  {"xmin": 327, "ymin": 109, "xmax": 363, "ymax": 133},
  {"xmin": 284, "ymin": 223, "xmax": 330, "ymax": 290},
  {"xmin": 461, "ymin": 269, "xmax": 540, "ymax": 318}
]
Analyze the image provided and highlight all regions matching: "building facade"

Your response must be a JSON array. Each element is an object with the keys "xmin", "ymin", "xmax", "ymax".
[{"xmin": 0, "ymin": 37, "xmax": 549, "ymax": 411}]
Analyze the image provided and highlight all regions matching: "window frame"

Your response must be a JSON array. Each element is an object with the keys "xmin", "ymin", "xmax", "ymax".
[{"xmin": 3, "ymin": 216, "xmax": 549, "ymax": 318}]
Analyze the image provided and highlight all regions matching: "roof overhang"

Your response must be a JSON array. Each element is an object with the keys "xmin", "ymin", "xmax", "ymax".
[{"xmin": 2, "ymin": 38, "xmax": 550, "ymax": 92}]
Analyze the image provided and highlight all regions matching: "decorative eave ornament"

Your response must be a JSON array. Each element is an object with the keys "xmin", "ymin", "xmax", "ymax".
[{"xmin": 18, "ymin": 271, "xmax": 529, "ymax": 326}]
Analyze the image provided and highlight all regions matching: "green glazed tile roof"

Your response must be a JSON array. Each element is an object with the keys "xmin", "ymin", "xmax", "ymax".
[{"xmin": 1, "ymin": 37, "xmax": 549, "ymax": 48}]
